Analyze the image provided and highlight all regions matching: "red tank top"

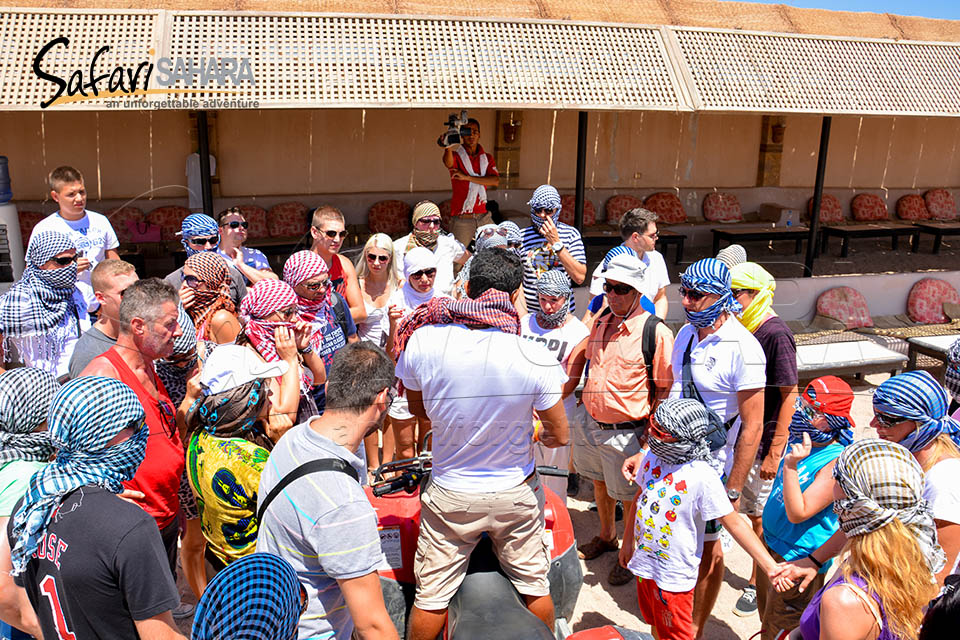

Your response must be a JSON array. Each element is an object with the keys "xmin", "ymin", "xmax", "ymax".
[
  {"xmin": 101, "ymin": 347, "xmax": 185, "ymax": 529},
  {"xmin": 329, "ymin": 253, "xmax": 347, "ymax": 297}
]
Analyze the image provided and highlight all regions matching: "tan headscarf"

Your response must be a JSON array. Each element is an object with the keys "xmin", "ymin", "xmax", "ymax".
[{"xmin": 406, "ymin": 201, "xmax": 441, "ymax": 252}]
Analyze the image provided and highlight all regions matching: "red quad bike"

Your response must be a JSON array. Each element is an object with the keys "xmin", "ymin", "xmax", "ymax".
[{"xmin": 365, "ymin": 452, "xmax": 653, "ymax": 640}]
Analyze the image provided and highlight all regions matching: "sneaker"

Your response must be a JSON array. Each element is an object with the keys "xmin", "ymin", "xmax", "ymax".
[
  {"xmin": 172, "ymin": 601, "xmax": 196, "ymax": 620},
  {"xmin": 733, "ymin": 585, "xmax": 758, "ymax": 617},
  {"xmin": 566, "ymin": 472, "xmax": 580, "ymax": 498}
]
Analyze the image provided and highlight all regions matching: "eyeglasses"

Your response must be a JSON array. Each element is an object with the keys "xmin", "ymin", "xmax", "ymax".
[
  {"xmin": 222, "ymin": 220, "xmax": 249, "ymax": 229},
  {"xmin": 366, "ymin": 254, "xmax": 390, "ymax": 264},
  {"xmin": 415, "ymin": 217, "xmax": 442, "ymax": 228},
  {"xmin": 187, "ymin": 235, "xmax": 219, "ymax": 247},
  {"xmin": 52, "ymin": 255, "xmax": 79, "ymax": 266},
  {"xmin": 795, "ymin": 397, "xmax": 825, "ymax": 423},
  {"xmin": 182, "ymin": 275, "xmax": 201, "ymax": 289},
  {"xmin": 647, "ymin": 418, "xmax": 677, "ymax": 443},
  {"xmin": 411, "ymin": 268, "xmax": 437, "ymax": 279},
  {"xmin": 874, "ymin": 412, "xmax": 908, "ymax": 428},
  {"xmin": 506, "ymin": 240, "xmax": 522, "ymax": 248},
  {"xmin": 643, "ymin": 231, "xmax": 659, "ymax": 239},
  {"xmin": 156, "ymin": 399, "xmax": 176, "ymax": 439},
  {"xmin": 479, "ymin": 227, "xmax": 509, "ymax": 238},
  {"xmin": 603, "ymin": 282, "xmax": 634, "ymax": 296},
  {"xmin": 318, "ymin": 229, "xmax": 348, "ymax": 239},
  {"xmin": 678, "ymin": 287, "xmax": 705, "ymax": 302},
  {"xmin": 303, "ymin": 280, "xmax": 330, "ymax": 292},
  {"xmin": 385, "ymin": 387, "xmax": 398, "ymax": 406}
]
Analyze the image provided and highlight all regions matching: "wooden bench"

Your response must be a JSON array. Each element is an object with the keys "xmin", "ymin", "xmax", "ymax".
[
  {"xmin": 797, "ymin": 340, "xmax": 908, "ymax": 382},
  {"xmin": 906, "ymin": 334, "xmax": 960, "ymax": 382},
  {"xmin": 819, "ymin": 223, "xmax": 919, "ymax": 257},
  {"xmin": 711, "ymin": 225, "xmax": 810, "ymax": 256},
  {"xmin": 913, "ymin": 221, "xmax": 960, "ymax": 254}
]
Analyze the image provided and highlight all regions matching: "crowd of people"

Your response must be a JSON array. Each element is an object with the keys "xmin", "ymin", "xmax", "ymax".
[{"xmin": 0, "ymin": 162, "xmax": 958, "ymax": 640}]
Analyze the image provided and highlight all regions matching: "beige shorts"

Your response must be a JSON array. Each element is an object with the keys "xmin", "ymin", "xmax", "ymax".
[
  {"xmin": 572, "ymin": 412, "xmax": 643, "ymax": 502},
  {"xmin": 413, "ymin": 474, "xmax": 550, "ymax": 610},
  {"xmin": 740, "ymin": 458, "xmax": 775, "ymax": 517}
]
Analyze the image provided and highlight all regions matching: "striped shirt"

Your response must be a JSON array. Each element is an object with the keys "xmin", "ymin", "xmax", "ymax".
[
  {"xmin": 521, "ymin": 223, "xmax": 586, "ymax": 314},
  {"xmin": 256, "ymin": 423, "xmax": 383, "ymax": 640}
]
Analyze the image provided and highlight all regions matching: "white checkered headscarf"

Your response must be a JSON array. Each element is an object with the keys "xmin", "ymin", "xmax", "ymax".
[{"xmin": 0, "ymin": 367, "xmax": 60, "ymax": 463}]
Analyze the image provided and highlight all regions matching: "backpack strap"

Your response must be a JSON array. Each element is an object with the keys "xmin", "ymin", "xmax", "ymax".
[
  {"xmin": 257, "ymin": 458, "xmax": 360, "ymax": 524},
  {"xmin": 641, "ymin": 314, "xmax": 663, "ymax": 403},
  {"xmin": 331, "ymin": 291, "xmax": 350, "ymax": 338}
]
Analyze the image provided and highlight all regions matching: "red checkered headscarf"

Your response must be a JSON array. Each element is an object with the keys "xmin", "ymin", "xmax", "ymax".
[
  {"xmin": 282, "ymin": 251, "xmax": 334, "ymax": 329},
  {"xmin": 239, "ymin": 280, "xmax": 299, "ymax": 366},
  {"xmin": 184, "ymin": 252, "xmax": 234, "ymax": 339}
]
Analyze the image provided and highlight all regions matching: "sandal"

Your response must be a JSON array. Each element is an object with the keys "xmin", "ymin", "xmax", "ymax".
[
  {"xmin": 577, "ymin": 535, "xmax": 618, "ymax": 560},
  {"xmin": 608, "ymin": 563, "xmax": 634, "ymax": 586}
]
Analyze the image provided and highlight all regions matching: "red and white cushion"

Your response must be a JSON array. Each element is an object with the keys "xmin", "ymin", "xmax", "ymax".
[
  {"xmin": 147, "ymin": 206, "xmax": 192, "ymax": 242},
  {"xmin": 642, "ymin": 192, "xmax": 687, "ymax": 224},
  {"xmin": 604, "ymin": 195, "xmax": 643, "ymax": 225},
  {"xmin": 16, "ymin": 211, "xmax": 47, "ymax": 249},
  {"xmin": 907, "ymin": 278, "xmax": 960, "ymax": 324},
  {"xmin": 558, "ymin": 195, "xmax": 597, "ymax": 227},
  {"xmin": 924, "ymin": 189, "xmax": 959, "ymax": 221},
  {"xmin": 816, "ymin": 286, "xmax": 873, "ymax": 329},
  {"xmin": 267, "ymin": 202, "xmax": 309, "ymax": 238},
  {"xmin": 105, "ymin": 206, "xmax": 145, "ymax": 245},
  {"xmin": 850, "ymin": 194, "xmax": 889, "ymax": 222},
  {"xmin": 232, "ymin": 205, "xmax": 269, "ymax": 239},
  {"xmin": 438, "ymin": 199, "xmax": 453, "ymax": 232},
  {"xmin": 896, "ymin": 194, "xmax": 930, "ymax": 221},
  {"xmin": 806, "ymin": 194, "xmax": 844, "ymax": 224},
  {"xmin": 702, "ymin": 192, "xmax": 743, "ymax": 223},
  {"xmin": 368, "ymin": 200, "xmax": 412, "ymax": 236}
]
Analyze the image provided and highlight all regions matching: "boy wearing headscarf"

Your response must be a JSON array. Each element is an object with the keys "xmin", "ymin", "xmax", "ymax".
[
  {"xmin": 0, "ymin": 231, "xmax": 90, "ymax": 380},
  {"xmin": 164, "ymin": 213, "xmax": 247, "ymax": 307},
  {"xmin": 729, "ymin": 261, "xmax": 798, "ymax": 616},
  {"xmin": 619, "ymin": 398, "xmax": 787, "ymax": 640},
  {"xmin": 392, "ymin": 201, "xmax": 468, "ymax": 298},
  {"xmin": 4, "ymin": 377, "xmax": 185, "ymax": 640},
  {"xmin": 520, "ymin": 185, "xmax": 587, "ymax": 314}
]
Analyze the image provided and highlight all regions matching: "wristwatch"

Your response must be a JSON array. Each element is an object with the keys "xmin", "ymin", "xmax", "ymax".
[
  {"xmin": 551, "ymin": 241, "xmax": 564, "ymax": 253},
  {"xmin": 726, "ymin": 488, "xmax": 741, "ymax": 501},
  {"xmin": 298, "ymin": 345, "xmax": 314, "ymax": 355}
]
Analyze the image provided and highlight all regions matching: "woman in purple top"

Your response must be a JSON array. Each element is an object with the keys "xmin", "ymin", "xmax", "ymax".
[{"xmin": 791, "ymin": 439, "xmax": 942, "ymax": 640}]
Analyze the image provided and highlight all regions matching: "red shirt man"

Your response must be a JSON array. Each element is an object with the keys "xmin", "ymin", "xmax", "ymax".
[{"xmin": 442, "ymin": 118, "xmax": 500, "ymax": 248}]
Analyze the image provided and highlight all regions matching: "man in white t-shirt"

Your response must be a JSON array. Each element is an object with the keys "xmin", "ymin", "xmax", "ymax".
[
  {"xmin": 30, "ymin": 166, "xmax": 120, "ymax": 312},
  {"xmin": 588, "ymin": 207, "xmax": 669, "ymax": 318},
  {"xmin": 395, "ymin": 249, "xmax": 569, "ymax": 640}
]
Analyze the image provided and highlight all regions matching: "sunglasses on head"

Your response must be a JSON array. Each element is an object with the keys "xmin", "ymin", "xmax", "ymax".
[
  {"xmin": 795, "ymin": 396, "xmax": 825, "ymax": 423},
  {"xmin": 416, "ymin": 217, "xmax": 442, "ymax": 228},
  {"xmin": 479, "ymin": 227, "xmax": 509, "ymax": 238},
  {"xmin": 647, "ymin": 418, "xmax": 678, "ymax": 443},
  {"xmin": 303, "ymin": 279, "xmax": 330, "ymax": 291},
  {"xmin": 52, "ymin": 255, "xmax": 78, "ymax": 266},
  {"xmin": 222, "ymin": 220, "xmax": 249, "ymax": 229},
  {"xmin": 678, "ymin": 287, "xmax": 705, "ymax": 302},
  {"xmin": 874, "ymin": 412, "xmax": 908, "ymax": 428},
  {"xmin": 411, "ymin": 268, "xmax": 437, "ymax": 279},
  {"xmin": 366, "ymin": 254, "xmax": 389, "ymax": 264},
  {"xmin": 187, "ymin": 235, "xmax": 219, "ymax": 247},
  {"xmin": 603, "ymin": 282, "xmax": 634, "ymax": 296}
]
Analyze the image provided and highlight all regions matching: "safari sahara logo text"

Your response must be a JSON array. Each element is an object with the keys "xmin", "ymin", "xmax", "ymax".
[{"xmin": 33, "ymin": 37, "xmax": 256, "ymax": 108}]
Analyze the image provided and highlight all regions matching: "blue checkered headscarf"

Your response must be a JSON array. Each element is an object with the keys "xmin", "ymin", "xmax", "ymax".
[
  {"xmin": 945, "ymin": 337, "xmax": 960, "ymax": 400},
  {"xmin": 872, "ymin": 370, "xmax": 960, "ymax": 452},
  {"xmin": 679, "ymin": 258, "xmax": 742, "ymax": 328},
  {"xmin": 528, "ymin": 185, "xmax": 562, "ymax": 230},
  {"xmin": 789, "ymin": 384, "xmax": 854, "ymax": 446},
  {"xmin": 193, "ymin": 552, "xmax": 303, "ymax": 640},
  {"xmin": 0, "ymin": 367, "xmax": 60, "ymax": 463},
  {"xmin": 179, "ymin": 213, "xmax": 220, "ymax": 256},
  {"xmin": 9, "ymin": 376, "xmax": 147, "ymax": 576}
]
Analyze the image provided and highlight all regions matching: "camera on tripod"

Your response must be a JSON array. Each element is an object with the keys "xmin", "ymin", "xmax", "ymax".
[{"xmin": 437, "ymin": 110, "xmax": 472, "ymax": 147}]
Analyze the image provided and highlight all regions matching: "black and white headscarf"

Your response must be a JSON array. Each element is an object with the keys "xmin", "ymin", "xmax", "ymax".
[
  {"xmin": 0, "ymin": 367, "xmax": 59, "ymax": 463},
  {"xmin": 535, "ymin": 270, "xmax": 571, "ymax": 328},
  {"xmin": 649, "ymin": 398, "xmax": 712, "ymax": 465}
]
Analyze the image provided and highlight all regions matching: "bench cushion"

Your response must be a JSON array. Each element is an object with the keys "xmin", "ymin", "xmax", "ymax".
[
  {"xmin": 267, "ymin": 202, "xmax": 309, "ymax": 238},
  {"xmin": 368, "ymin": 200, "xmax": 411, "ymax": 236},
  {"xmin": 604, "ymin": 195, "xmax": 643, "ymax": 225},
  {"xmin": 807, "ymin": 194, "xmax": 844, "ymax": 224},
  {"xmin": 908, "ymin": 278, "xmax": 960, "ymax": 325},
  {"xmin": 816, "ymin": 286, "xmax": 873, "ymax": 329},
  {"xmin": 105, "ymin": 206, "xmax": 145, "ymax": 245},
  {"xmin": 896, "ymin": 194, "xmax": 930, "ymax": 221},
  {"xmin": 702, "ymin": 192, "xmax": 743, "ymax": 223},
  {"xmin": 231, "ymin": 205, "xmax": 269, "ymax": 239},
  {"xmin": 559, "ymin": 195, "xmax": 596, "ymax": 227},
  {"xmin": 147, "ymin": 205, "xmax": 191, "ymax": 242},
  {"xmin": 924, "ymin": 189, "xmax": 959, "ymax": 221},
  {"xmin": 851, "ymin": 193, "xmax": 889, "ymax": 222},
  {"xmin": 643, "ymin": 192, "xmax": 687, "ymax": 224}
]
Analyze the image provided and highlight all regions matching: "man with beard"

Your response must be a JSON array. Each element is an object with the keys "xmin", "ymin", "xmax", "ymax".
[{"xmin": 256, "ymin": 342, "xmax": 399, "ymax": 640}]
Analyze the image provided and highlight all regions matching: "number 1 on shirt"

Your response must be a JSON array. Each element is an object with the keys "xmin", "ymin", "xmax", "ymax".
[{"xmin": 39, "ymin": 575, "xmax": 77, "ymax": 640}]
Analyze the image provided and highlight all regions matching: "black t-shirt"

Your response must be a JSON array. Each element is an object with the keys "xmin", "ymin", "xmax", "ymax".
[
  {"xmin": 7, "ymin": 486, "xmax": 179, "ymax": 640},
  {"xmin": 752, "ymin": 316, "xmax": 798, "ymax": 459}
]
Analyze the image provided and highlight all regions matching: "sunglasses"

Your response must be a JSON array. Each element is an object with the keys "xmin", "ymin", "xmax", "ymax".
[
  {"xmin": 506, "ymin": 240, "xmax": 522, "ymax": 248},
  {"xmin": 385, "ymin": 387, "xmax": 398, "ymax": 406},
  {"xmin": 479, "ymin": 227, "xmax": 509, "ymax": 238},
  {"xmin": 318, "ymin": 229, "xmax": 348, "ymax": 239},
  {"xmin": 187, "ymin": 235, "xmax": 219, "ymax": 247},
  {"xmin": 416, "ymin": 217, "xmax": 442, "ymax": 228},
  {"xmin": 647, "ymin": 418, "xmax": 677, "ymax": 443},
  {"xmin": 678, "ymin": 287, "xmax": 705, "ymax": 302},
  {"xmin": 411, "ymin": 268, "xmax": 437, "ymax": 279},
  {"xmin": 182, "ymin": 275, "xmax": 201, "ymax": 289},
  {"xmin": 795, "ymin": 396, "xmax": 825, "ymax": 423},
  {"xmin": 52, "ymin": 255, "xmax": 78, "ymax": 266},
  {"xmin": 603, "ymin": 282, "xmax": 634, "ymax": 296},
  {"xmin": 731, "ymin": 288, "xmax": 755, "ymax": 297},
  {"xmin": 874, "ymin": 412, "xmax": 908, "ymax": 428},
  {"xmin": 156, "ymin": 399, "xmax": 176, "ymax": 439},
  {"xmin": 222, "ymin": 220, "xmax": 249, "ymax": 229},
  {"xmin": 366, "ymin": 254, "xmax": 390, "ymax": 264},
  {"xmin": 303, "ymin": 279, "xmax": 330, "ymax": 292},
  {"xmin": 533, "ymin": 207, "xmax": 556, "ymax": 215}
]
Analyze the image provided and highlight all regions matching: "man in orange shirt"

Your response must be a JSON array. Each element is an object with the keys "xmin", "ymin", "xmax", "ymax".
[{"xmin": 576, "ymin": 253, "xmax": 674, "ymax": 585}]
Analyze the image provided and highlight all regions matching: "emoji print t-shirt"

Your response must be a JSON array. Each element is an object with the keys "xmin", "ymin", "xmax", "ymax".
[{"xmin": 627, "ymin": 451, "xmax": 732, "ymax": 591}]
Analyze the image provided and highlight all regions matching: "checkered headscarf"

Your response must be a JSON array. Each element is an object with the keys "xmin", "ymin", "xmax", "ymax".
[
  {"xmin": 945, "ymin": 337, "xmax": 960, "ymax": 401},
  {"xmin": 155, "ymin": 304, "xmax": 198, "ymax": 407},
  {"xmin": 833, "ymin": 438, "xmax": 946, "ymax": 575},
  {"xmin": 498, "ymin": 221, "xmax": 523, "ymax": 249},
  {"xmin": 0, "ymin": 231, "xmax": 80, "ymax": 360},
  {"xmin": 9, "ymin": 376, "xmax": 148, "ymax": 576},
  {"xmin": 679, "ymin": 258, "xmax": 742, "ymax": 328},
  {"xmin": 179, "ymin": 213, "xmax": 220, "ymax": 256},
  {"xmin": 283, "ymin": 250, "xmax": 334, "ymax": 331},
  {"xmin": 528, "ymin": 185, "xmax": 562, "ymax": 230},
  {"xmin": 240, "ymin": 280, "xmax": 313, "ymax": 386},
  {"xmin": 183, "ymin": 251, "xmax": 234, "ymax": 337},
  {"xmin": 193, "ymin": 552, "xmax": 303, "ymax": 640},
  {"xmin": 535, "ymin": 269, "xmax": 572, "ymax": 328},
  {"xmin": 0, "ymin": 367, "xmax": 59, "ymax": 463},
  {"xmin": 872, "ymin": 370, "xmax": 960, "ymax": 452},
  {"xmin": 649, "ymin": 398, "xmax": 713, "ymax": 465}
]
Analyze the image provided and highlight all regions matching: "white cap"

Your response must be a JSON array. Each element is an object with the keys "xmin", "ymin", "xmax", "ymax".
[
  {"xmin": 603, "ymin": 254, "xmax": 647, "ymax": 293},
  {"xmin": 200, "ymin": 344, "xmax": 289, "ymax": 395}
]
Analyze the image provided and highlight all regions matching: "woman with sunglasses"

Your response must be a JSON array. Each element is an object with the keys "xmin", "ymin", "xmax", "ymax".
[
  {"xmin": 756, "ymin": 376, "xmax": 855, "ymax": 640},
  {"xmin": 181, "ymin": 251, "xmax": 241, "ymax": 344},
  {"xmin": 393, "ymin": 200, "xmax": 468, "ymax": 298},
  {"xmin": 355, "ymin": 234, "xmax": 398, "ymax": 349},
  {"xmin": 165, "ymin": 213, "xmax": 247, "ymax": 309},
  {"xmin": 216, "ymin": 207, "xmax": 277, "ymax": 286}
]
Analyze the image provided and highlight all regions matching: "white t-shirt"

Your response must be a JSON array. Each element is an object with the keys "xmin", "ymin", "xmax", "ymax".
[
  {"xmin": 669, "ymin": 319, "xmax": 767, "ymax": 476},
  {"xmin": 924, "ymin": 457, "xmax": 960, "ymax": 525},
  {"xmin": 29, "ymin": 210, "xmax": 119, "ymax": 311},
  {"xmin": 396, "ymin": 324, "xmax": 566, "ymax": 493},
  {"xmin": 627, "ymin": 451, "xmax": 732, "ymax": 591},
  {"xmin": 589, "ymin": 248, "xmax": 670, "ymax": 301},
  {"xmin": 392, "ymin": 233, "xmax": 466, "ymax": 298},
  {"xmin": 9, "ymin": 288, "xmax": 91, "ymax": 378},
  {"xmin": 519, "ymin": 314, "xmax": 589, "ymax": 417}
]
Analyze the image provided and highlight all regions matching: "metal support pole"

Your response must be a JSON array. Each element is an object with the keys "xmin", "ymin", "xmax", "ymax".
[
  {"xmin": 803, "ymin": 116, "xmax": 832, "ymax": 278},
  {"xmin": 197, "ymin": 111, "xmax": 213, "ymax": 217},
  {"xmin": 574, "ymin": 111, "xmax": 588, "ymax": 231}
]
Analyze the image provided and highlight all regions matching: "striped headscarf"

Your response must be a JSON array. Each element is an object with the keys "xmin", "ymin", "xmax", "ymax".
[
  {"xmin": 0, "ymin": 231, "xmax": 80, "ymax": 362},
  {"xmin": 192, "ymin": 552, "xmax": 304, "ymax": 640},
  {"xmin": 730, "ymin": 262, "xmax": 777, "ymax": 333},
  {"xmin": 283, "ymin": 251, "xmax": 334, "ymax": 343},
  {"xmin": 833, "ymin": 438, "xmax": 946, "ymax": 575},
  {"xmin": 648, "ymin": 398, "xmax": 713, "ymax": 465},
  {"xmin": 535, "ymin": 269, "xmax": 572, "ymax": 328},
  {"xmin": 407, "ymin": 201, "xmax": 442, "ymax": 251},
  {"xmin": 0, "ymin": 368, "xmax": 60, "ymax": 463},
  {"xmin": 789, "ymin": 376, "xmax": 855, "ymax": 446},
  {"xmin": 9, "ymin": 376, "xmax": 148, "ymax": 576},
  {"xmin": 183, "ymin": 251, "xmax": 234, "ymax": 339},
  {"xmin": 528, "ymin": 185, "xmax": 562, "ymax": 231},
  {"xmin": 715, "ymin": 244, "xmax": 747, "ymax": 268},
  {"xmin": 178, "ymin": 213, "xmax": 220, "ymax": 256},
  {"xmin": 603, "ymin": 245, "xmax": 638, "ymax": 270},
  {"xmin": 240, "ymin": 279, "xmax": 300, "ymax": 366},
  {"xmin": 679, "ymin": 258, "xmax": 742, "ymax": 329},
  {"xmin": 872, "ymin": 370, "xmax": 960, "ymax": 452},
  {"xmin": 945, "ymin": 337, "xmax": 960, "ymax": 401}
]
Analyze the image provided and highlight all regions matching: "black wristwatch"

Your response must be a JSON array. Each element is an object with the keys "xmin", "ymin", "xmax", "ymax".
[{"xmin": 298, "ymin": 345, "xmax": 313, "ymax": 355}]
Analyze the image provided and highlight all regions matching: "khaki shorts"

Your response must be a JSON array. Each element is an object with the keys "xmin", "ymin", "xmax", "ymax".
[
  {"xmin": 740, "ymin": 458, "xmax": 775, "ymax": 517},
  {"xmin": 572, "ymin": 412, "xmax": 643, "ymax": 502},
  {"xmin": 413, "ymin": 474, "xmax": 550, "ymax": 610}
]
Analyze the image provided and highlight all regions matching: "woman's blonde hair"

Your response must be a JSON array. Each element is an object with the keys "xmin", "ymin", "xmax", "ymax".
[
  {"xmin": 920, "ymin": 433, "xmax": 960, "ymax": 473},
  {"xmin": 355, "ymin": 233, "xmax": 398, "ymax": 290},
  {"xmin": 842, "ymin": 518, "xmax": 938, "ymax": 639}
]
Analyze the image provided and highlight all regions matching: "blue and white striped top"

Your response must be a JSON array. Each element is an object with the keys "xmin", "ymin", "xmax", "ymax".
[{"xmin": 520, "ymin": 223, "xmax": 586, "ymax": 314}]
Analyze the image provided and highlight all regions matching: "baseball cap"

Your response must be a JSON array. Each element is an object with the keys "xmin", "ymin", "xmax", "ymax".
[
  {"xmin": 602, "ymin": 253, "xmax": 647, "ymax": 293},
  {"xmin": 201, "ymin": 345, "xmax": 289, "ymax": 395},
  {"xmin": 802, "ymin": 375, "xmax": 854, "ymax": 422}
]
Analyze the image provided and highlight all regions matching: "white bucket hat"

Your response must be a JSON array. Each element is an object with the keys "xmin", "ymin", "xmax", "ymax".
[
  {"xmin": 201, "ymin": 344, "xmax": 289, "ymax": 395},
  {"xmin": 603, "ymin": 253, "xmax": 647, "ymax": 293}
]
